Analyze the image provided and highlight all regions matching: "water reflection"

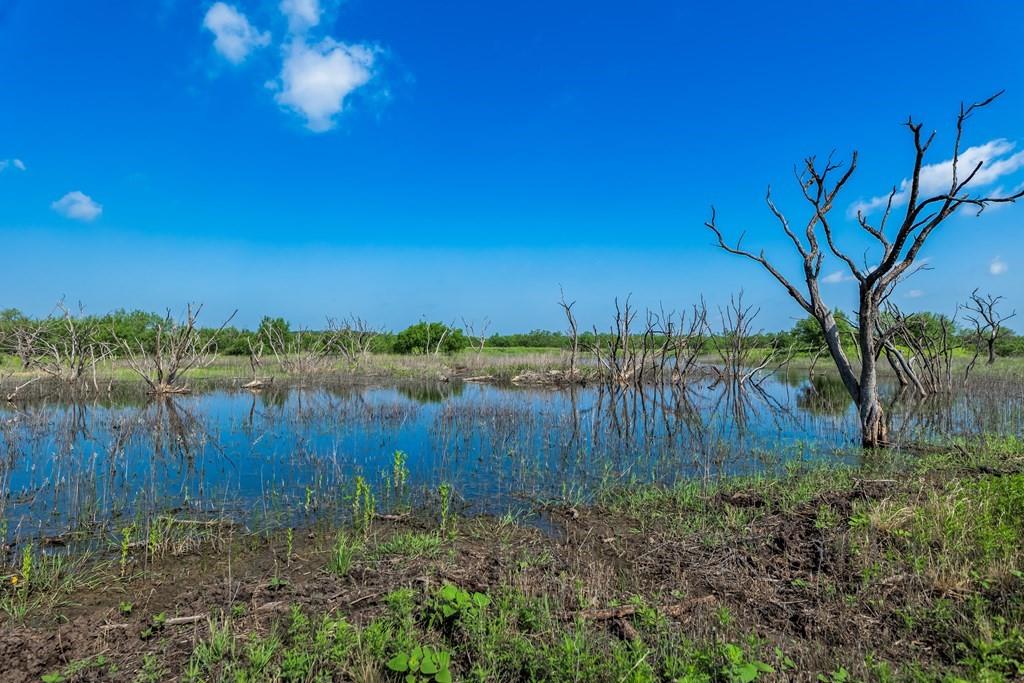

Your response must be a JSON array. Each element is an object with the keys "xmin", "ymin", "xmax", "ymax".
[
  {"xmin": 796, "ymin": 375, "xmax": 855, "ymax": 416},
  {"xmin": 1, "ymin": 371, "xmax": 1021, "ymax": 546}
]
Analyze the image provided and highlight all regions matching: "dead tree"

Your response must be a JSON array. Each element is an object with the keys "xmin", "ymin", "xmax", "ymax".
[
  {"xmin": 325, "ymin": 315, "xmax": 380, "ymax": 365},
  {"xmin": 460, "ymin": 317, "xmax": 491, "ymax": 355},
  {"xmin": 1, "ymin": 373, "xmax": 39, "ymax": 402},
  {"xmin": 119, "ymin": 304, "xmax": 236, "ymax": 394},
  {"xmin": 881, "ymin": 307, "xmax": 970, "ymax": 394},
  {"xmin": 247, "ymin": 335, "xmax": 265, "ymax": 380},
  {"xmin": 264, "ymin": 323, "xmax": 339, "ymax": 374},
  {"xmin": 558, "ymin": 289, "xmax": 580, "ymax": 379},
  {"xmin": 709, "ymin": 293, "xmax": 784, "ymax": 387},
  {"xmin": 706, "ymin": 92, "xmax": 1023, "ymax": 447},
  {"xmin": 32, "ymin": 301, "xmax": 114, "ymax": 389},
  {"xmin": 5, "ymin": 321, "xmax": 42, "ymax": 369},
  {"xmin": 592, "ymin": 297, "xmax": 641, "ymax": 384},
  {"xmin": 962, "ymin": 289, "xmax": 1016, "ymax": 365},
  {"xmin": 668, "ymin": 301, "xmax": 710, "ymax": 383},
  {"xmin": 430, "ymin": 320, "xmax": 457, "ymax": 356}
]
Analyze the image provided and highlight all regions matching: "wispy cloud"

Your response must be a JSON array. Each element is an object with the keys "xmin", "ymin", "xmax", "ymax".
[
  {"xmin": 280, "ymin": 0, "xmax": 320, "ymax": 33},
  {"xmin": 203, "ymin": 2, "xmax": 270, "ymax": 64},
  {"xmin": 851, "ymin": 139, "xmax": 1024, "ymax": 216},
  {"xmin": 0, "ymin": 158, "xmax": 26, "ymax": 173},
  {"xmin": 990, "ymin": 256, "xmax": 1008, "ymax": 276},
  {"xmin": 822, "ymin": 270, "xmax": 852, "ymax": 284},
  {"xmin": 272, "ymin": 38, "xmax": 376, "ymax": 132},
  {"xmin": 906, "ymin": 289, "xmax": 925, "ymax": 299},
  {"xmin": 51, "ymin": 191, "xmax": 102, "ymax": 221}
]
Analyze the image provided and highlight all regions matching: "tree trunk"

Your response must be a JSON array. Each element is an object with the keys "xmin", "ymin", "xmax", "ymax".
[
  {"xmin": 859, "ymin": 392, "xmax": 888, "ymax": 448},
  {"xmin": 987, "ymin": 337, "xmax": 996, "ymax": 365},
  {"xmin": 857, "ymin": 300, "xmax": 888, "ymax": 448},
  {"xmin": 818, "ymin": 309, "xmax": 860, "ymax": 400}
]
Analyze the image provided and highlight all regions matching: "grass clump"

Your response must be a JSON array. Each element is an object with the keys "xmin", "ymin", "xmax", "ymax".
[
  {"xmin": 327, "ymin": 531, "xmax": 361, "ymax": 577},
  {"xmin": 1, "ymin": 545, "xmax": 104, "ymax": 622},
  {"xmin": 375, "ymin": 531, "xmax": 445, "ymax": 561}
]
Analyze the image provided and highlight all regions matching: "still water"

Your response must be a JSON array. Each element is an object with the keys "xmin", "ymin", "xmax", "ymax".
[{"xmin": 2, "ymin": 372, "xmax": 1022, "ymax": 544}]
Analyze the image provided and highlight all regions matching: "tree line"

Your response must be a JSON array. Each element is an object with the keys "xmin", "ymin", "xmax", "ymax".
[{"xmin": 2, "ymin": 304, "xmax": 1017, "ymax": 361}]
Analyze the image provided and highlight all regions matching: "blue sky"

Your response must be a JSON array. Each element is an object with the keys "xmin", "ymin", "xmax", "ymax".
[{"xmin": 1, "ymin": 1, "xmax": 1023, "ymax": 332}]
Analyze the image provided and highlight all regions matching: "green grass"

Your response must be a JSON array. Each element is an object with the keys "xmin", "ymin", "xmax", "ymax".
[
  {"xmin": 851, "ymin": 473, "xmax": 1024, "ymax": 592},
  {"xmin": 373, "ymin": 530, "xmax": 445, "ymax": 560},
  {"xmin": 327, "ymin": 532, "xmax": 361, "ymax": 577},
  {"xmin": 1, "ymin": 547, "xmax": 106, "ymax": 622},
  {"xmin": 140, "ymin": 584, "xmax": 793, "ymax": 683}
]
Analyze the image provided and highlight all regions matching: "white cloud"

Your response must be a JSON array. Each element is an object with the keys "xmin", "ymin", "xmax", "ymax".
[
  {"xmin": 51, "ymin": 191, "xmax": 102, "ymax": 221},
  {"xmin": 822, "ymin": 270, "xmax": 852, "ymax": 284},
  {"xmin": 990, "ymin": 257, "xmax": 1008, "ymax": 276},
  {"xmin": 0, "ymin": 158, "xmax": 26, "ymax": 173},
  {"xmin": 906, "ymin": 289, "xmax": 925, "ymax": 299},
  {"xmin": 273, "ymin": 38, "xmax": 375, "ymax": 132},
  {"xmin": 851, "ymin": 138, "xmax": 1024, "ymax": 216},
  {"xmin": 203, "ymin": 2, "xmax": 271, "ymax": 64},
  {"xmin": 280, "ymin": 0, "xmax": 320, "ymax": 32}
]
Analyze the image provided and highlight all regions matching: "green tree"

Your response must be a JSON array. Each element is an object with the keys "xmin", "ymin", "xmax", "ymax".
[
  {"xmin": 393, "ymin": 322, "xmax": 468, "ymax": 355},
  {"xmin": 258, "ymin": 316, "xmax": 291, "ymax": 345},
  {"xmin": 791, "ymin": 310, "xmax": 854, "ymax": 351}
]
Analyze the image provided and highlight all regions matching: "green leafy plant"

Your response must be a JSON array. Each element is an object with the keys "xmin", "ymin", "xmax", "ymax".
[
  {"xmin": 119, "ymin": 523, "xmax": 136, "ymax": 577},
  {"xmin": 429, "ymin": 583, "xmax": 490, "ymax": 628},
  {"xmin": 388, "ymin": 450, "xmax": 410, "ymax": 508},
  {"xmin": 721, "ymin": 643, "xmax": 774, "ymax": 682},
  {"xmin": 140, "ymin": 612, "xmax": 168, "ymax": 640},
  {"xmin": 353, "ymin": 476, "xmax": 375, "ymax": 537},
  {"xmin": 817, "ymin": 667, "xmax": 851, "ymax": 683},
  {"xmin": 386, "ymin": 644, "xmax": 453, "ymax": 683}
]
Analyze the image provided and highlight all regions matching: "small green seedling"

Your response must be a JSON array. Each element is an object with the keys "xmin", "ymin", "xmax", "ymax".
[{"xmin": 387, "ymin": 644, "xmax": 453, "ymax": 683}]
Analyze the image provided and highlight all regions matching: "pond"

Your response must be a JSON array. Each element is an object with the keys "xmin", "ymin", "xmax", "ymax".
[{"xmin": 2, "ymin": 371, "xmax": 1022, "ymax": 546}]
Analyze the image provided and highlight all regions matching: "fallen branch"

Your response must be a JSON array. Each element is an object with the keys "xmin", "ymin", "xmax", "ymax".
[{"xmin": 165, "ymin": 614, "xmax": 205, "ymax": 626}]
